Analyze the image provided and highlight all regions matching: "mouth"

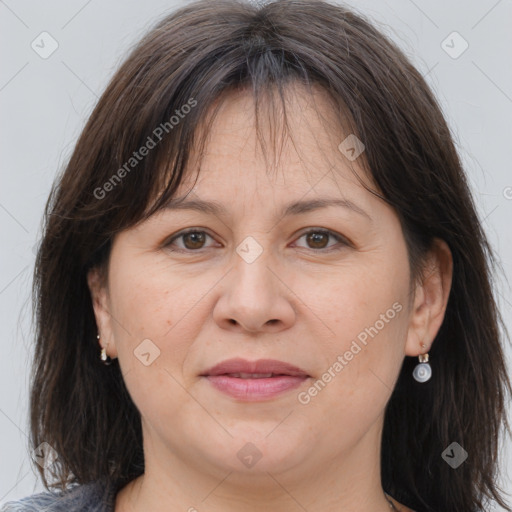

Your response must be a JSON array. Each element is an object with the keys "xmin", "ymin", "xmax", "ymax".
[
  {"xmin": 218, "ymin": 372, "xmax": 294, "ymax": 378},
  {"xmin": 200, "ymin": 358, "xmax": 310, "ymax": 401}
]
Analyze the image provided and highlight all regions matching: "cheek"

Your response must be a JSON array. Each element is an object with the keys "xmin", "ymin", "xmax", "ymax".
[
  {"xmin": 107, "ymin": 258, "xmax": 200, "ymax": 421},
  {"xmin": 106, "ymin": 255, "xmax": 188, "ymax": 375},
  {"xmin": 299, "ymin": 246, "xmax": 410, "ymax": 406},
  {"xmin": 109, "ymin": 252, "xmax": 190, "ymax": 332},
  {"xmin": 309, "ymin": 259, "xmax": 408, "ymax": 349},
  {"xmin": 297, "ymin": 282, "xmax": 407, "ymax": 452},
  {"xmin": 107, "ymin": 251, "xmax": 225, "ymax": 386}
]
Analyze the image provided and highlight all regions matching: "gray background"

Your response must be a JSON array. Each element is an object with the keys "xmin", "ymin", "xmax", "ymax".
[{"xmin": 1, "ymin": 0, "xmax": 511, "ymax": 508}]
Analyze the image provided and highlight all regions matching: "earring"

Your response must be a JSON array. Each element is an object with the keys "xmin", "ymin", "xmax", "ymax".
[
  {"xmin": 412, "ymin": 342, "xmax": 431, "ymax": 383},
  {"xmin": 98, "ymin": 334, "xmax": 112, "ymax": 366}
]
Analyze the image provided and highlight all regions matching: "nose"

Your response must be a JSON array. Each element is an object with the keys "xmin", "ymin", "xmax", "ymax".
[{"xmin": 212, "ymin": 248, "xmax": 296, "ymax": 334}]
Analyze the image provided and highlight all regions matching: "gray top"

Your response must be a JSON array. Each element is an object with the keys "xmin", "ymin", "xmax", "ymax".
[{"xmin": 0, "ymin": 478, "xmax": 118, "ymax": 512}]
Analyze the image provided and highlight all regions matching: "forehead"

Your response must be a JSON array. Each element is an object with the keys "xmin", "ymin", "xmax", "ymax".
[{"xmin": 176, "ymin": 83, "xmax": 375, "ymax": 202}]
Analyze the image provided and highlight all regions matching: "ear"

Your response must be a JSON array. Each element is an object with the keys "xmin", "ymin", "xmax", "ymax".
[
  {"xmin": 87, "ymin": 266, "xmax": 118, "ymax": 359},
  {"xmin": 404, "ymin": 238, "xmax": 453, "ymax": 357}
]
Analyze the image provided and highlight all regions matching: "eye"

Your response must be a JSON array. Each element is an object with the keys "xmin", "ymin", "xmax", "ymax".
[
  {"xmin": 165, "ymin": 229, "xmax": 217, "ymax": 251},
  {"xmin": 293, "ymin": 228, "xmax": 350, "ymax": 251},
  {"xmin": 164, "ymin": 228, "xmax": 350, "ymax": 253}
]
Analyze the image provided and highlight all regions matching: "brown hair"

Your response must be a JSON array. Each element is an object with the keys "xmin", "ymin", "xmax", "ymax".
[{"xmin": 30, "ymin": 1, "xmax": 511, "ymax": 511}]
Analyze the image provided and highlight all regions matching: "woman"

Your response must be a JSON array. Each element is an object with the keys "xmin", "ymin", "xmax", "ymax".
[{"xmin": 1, "ymin": 0, "xmax": 510, "ymax": 511}]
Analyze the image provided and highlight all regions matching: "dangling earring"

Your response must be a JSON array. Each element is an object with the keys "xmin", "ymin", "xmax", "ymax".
[
  {"xmin": 98, "ymin": 334, "xmax": 112, "ymax": 366},
  {"xmin": 412, "ymin": 342, "xmax": 431, "ymax": 383}
]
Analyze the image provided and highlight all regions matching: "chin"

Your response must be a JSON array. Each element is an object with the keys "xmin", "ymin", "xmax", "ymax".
[{"xmin": 208, "ymin": 433, "xmax": 310, "ymax": 475}]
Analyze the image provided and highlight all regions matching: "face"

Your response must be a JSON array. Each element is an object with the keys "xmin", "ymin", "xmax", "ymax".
[{"xmin": 89, "ymin": 84, "xmax": 450, "ymax": 485}]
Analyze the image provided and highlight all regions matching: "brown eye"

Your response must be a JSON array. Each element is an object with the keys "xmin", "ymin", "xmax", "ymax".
[
  {"xmin": 166, "ymin": 230, "xmax": 214, "ymax": 251},
  {"xmin": 182, "ymin": 232, "xmax": 207, "ymax": 249},
  {"xmin": 295, "ymin": 229, "xmax": 349, "ymax": 251},
  {"xmin": 306, "ymin": 231, "xmax": 329, "ymax": 249}
]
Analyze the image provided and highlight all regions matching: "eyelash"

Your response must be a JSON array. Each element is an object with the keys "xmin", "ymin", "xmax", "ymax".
[{"xmin": 164, "ymin": 228, "xmax": 350, "ymax": 253}]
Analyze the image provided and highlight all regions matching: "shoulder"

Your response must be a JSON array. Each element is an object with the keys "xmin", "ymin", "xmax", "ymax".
[{"xmin": 0, "ymin": 478, "xmax": 117, "ymax": 512}]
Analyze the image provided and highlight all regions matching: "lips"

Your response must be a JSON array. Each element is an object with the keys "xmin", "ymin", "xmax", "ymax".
[
  {"xmin": 202, "ymin": 358, "xmax": 309, "ymax": 378},
  {"xmin": 201, "ymin": 358, "xmax": 310, "ymax": 401}
]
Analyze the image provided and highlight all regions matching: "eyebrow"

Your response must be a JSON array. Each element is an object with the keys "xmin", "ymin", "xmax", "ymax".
[{"xmin": 163, "ymin": 197, "xmax": 372, "ymax": 221}]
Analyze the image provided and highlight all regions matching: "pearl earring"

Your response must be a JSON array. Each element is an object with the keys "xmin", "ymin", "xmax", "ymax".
[
  {"xmin": 412, "ymin": 342, "xmax": 431, "ymax": 383},
  {"xmin": 98, "ymin": 334, "xmax": 112, "ymax": 366}
]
